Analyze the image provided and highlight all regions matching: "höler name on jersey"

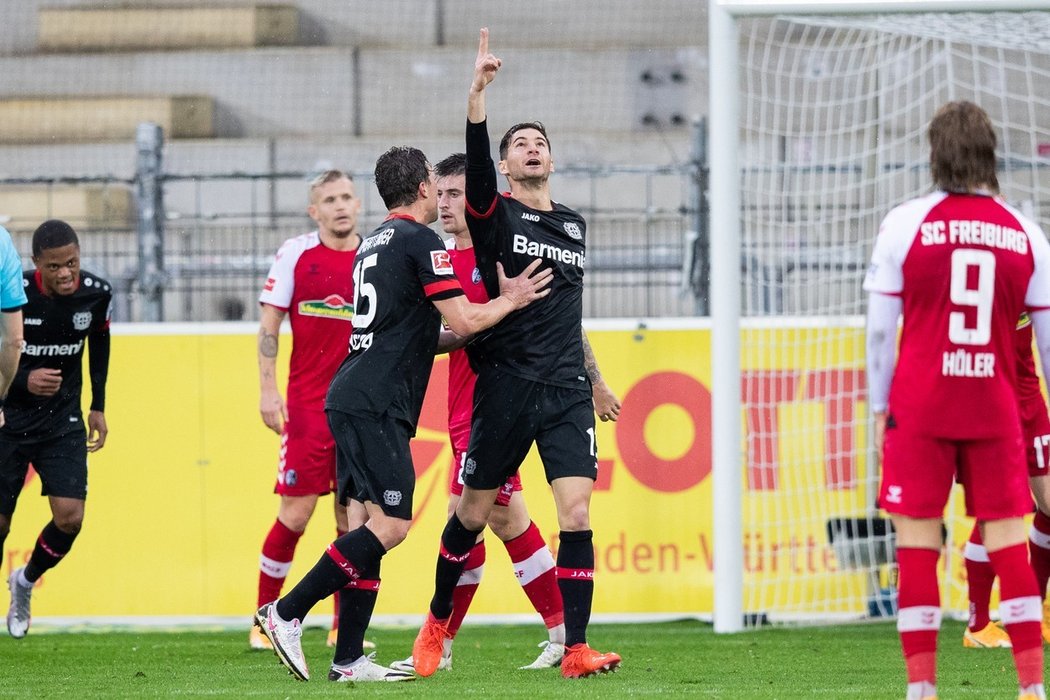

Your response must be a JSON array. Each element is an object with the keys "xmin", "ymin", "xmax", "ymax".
[
  {"xmin": 920, "ymin": 219, "xmax": 1028, "ymax": 254},
  {"xmin": 512, "ymin": 233, "xmax": 585, "ymax": 268},
  {"xmin": 942, "ymin": 349, "xmax": 995, "ymax": 378}
]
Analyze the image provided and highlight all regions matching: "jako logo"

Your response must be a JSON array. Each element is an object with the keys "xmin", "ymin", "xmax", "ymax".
[{"xmin": 521, "ymin": 212, "xmax": 540, "ymax": 222}]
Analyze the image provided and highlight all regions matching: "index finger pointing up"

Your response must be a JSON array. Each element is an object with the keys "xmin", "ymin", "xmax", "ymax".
[{"xmin": 478, "ymin": 27, "xmax": 489, "ymax": 59}]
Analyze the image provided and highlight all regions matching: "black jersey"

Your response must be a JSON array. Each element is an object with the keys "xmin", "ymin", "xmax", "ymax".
[
  {"xmin": 325, "ymin": 215, "xmax": 464, "ymax": 430},
  {"xmin": 4, "ymin": 269, "xmax": 112, "ymax": 441},
  {"xmin": 463, "ymin": 119, "xmax": 587, "ymax": 390}
]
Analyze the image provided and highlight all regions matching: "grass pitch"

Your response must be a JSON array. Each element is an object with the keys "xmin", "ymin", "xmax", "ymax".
[{"xmin": 0, "ymin": 619, "xmax": 1026, "ymax": 697}]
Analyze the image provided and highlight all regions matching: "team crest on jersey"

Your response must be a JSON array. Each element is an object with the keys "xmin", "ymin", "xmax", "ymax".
[
  {"xmin": 431, "ymin": 250, "xmax": 454, "ymax": 275},
  {"xmin": 472, "ymin": 267, "xmax": 481, "ymax": 284},
  {"xmin": 383, "ymin": 490, "xmax": 402, "ymax": 507},
  {"xmin": 72, "ymin": 311, "xmax": 92, "ymax": 331},
  {"xmin": 563, "ymin": 222, "xmax": 583, "ymax": 240},
  {"xmin": 298, "ymin": 294, "xmax": 354, "ymax": 321}
]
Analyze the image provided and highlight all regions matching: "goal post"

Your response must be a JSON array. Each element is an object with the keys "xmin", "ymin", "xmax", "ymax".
[{"xmin": 709, "ymin": 0, "xmax": 1050, "ymax": 633}]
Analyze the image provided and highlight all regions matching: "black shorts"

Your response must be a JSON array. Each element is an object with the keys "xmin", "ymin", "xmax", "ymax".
[
  {"xmin": 326, "ymin": 409, "xmax": 415, "ymax": 520},
  {"xmin": 464, "ymin": 370, "xmax": 597, "ymax": 490},
  {"xmin": 0, "ymin": 430, "xmax": 88, "ymax": 516}
]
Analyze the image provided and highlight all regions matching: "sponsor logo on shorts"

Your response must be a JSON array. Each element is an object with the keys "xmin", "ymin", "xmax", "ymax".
[
  {"xmin": 885, "ymin": 484, "xmax": 902, "ymax": 504},
  {"xmin": 431, "ymin": 250, "xmax": 453, "ymax": 274},
  {"xmin": 24, "ymin": 317, "xmax": 42, "ymax": 326},
  {"xmin": 471, "ymin": 267, "xmax": 481, "ymax": 284},
  {"xmin": 463, "ymin": 457, "xmax": 477, "ymax": 476},
  {"xmin": 383, "ymin": 490, "xmax": 402, "ymax": 507},
  {"xmin": 285, "ymin": 469, "xmax": 298, "ymax": 487},
  {"xmin": 72, "ymin": 311, "xmax": 92, "ymax": 331}
]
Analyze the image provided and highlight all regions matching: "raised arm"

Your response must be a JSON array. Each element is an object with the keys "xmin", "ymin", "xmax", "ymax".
[
  {"xmin": 258, "ymin": 303, "xmax": 288, "ymax": 434},
  {"xmin": 468, "ymin": 27, "xmax": 501, "ymax": 125}
]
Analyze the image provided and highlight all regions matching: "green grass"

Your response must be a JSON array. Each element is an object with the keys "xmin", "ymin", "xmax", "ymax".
[{"xmin": 0, "ymin": 619, "xmax": 1029, "ymax": 698}]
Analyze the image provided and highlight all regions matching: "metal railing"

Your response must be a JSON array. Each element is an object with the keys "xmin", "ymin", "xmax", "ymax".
[{"xmin": 1, "ymin": 126, "xmax": 706, "ymax": 322}]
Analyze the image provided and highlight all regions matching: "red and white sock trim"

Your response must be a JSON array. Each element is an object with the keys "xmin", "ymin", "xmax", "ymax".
[
  {"xmin": 963, "ymin": 540, "xmax": 990, "ymax": 563},
  {"xmin": 897, "ymin": 605, "xmax": 942, "ymax": 633},
  {"xmin": 1000, "ymin": 595, "xmax": 1043, "ymax": 625}
]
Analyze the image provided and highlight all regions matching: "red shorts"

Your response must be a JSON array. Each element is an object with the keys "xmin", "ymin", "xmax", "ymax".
[
  {"xmin": 275, "ymin": 406, "xmax": 336, "ymax": 496},
  {"xmin": 449, "ymin": 432, "xmax": 521, "ymax": 507},
  {"xmin": 879, "ymin": 426, "xmax": 1030, "ymax": 519},
  {"xmin": 1022, "ymin": 402, "xmax": 1050, "ymax": 477}
]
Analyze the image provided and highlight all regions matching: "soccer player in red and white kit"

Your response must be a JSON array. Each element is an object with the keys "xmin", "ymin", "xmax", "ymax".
[
  {"xmin": 391, "ymin": 153, "xmax": 622, "ymax": 673},
  {"xmin": 865, "ymin": 101, "xmax": 1050, "ymax": 700},
  {"xmin": 963, "ymin": 313, "xmax": 1050, "ymax": 649},
  {"xmin": 249, "ymin": 170, "xmax": 363, "ymax": 651}
]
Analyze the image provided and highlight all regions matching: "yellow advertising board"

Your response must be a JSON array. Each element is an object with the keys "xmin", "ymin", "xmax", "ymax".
[{"xmin": 2, "ymin": 322, "xmax": 974, "ymax": 621}]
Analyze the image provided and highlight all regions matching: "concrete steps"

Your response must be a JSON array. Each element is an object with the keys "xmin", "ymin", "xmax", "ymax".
[
  {"xmin": 0, "ymin": 96, "xmax": 213, "ymax": 143},
  {"xmin": 38, "ymin": 4, "xmax": 300, "ymax": 52}
]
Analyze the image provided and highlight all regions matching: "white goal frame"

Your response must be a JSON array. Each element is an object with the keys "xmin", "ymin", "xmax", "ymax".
[{"xmin": 708, "ymin": 0, "xmax": 1050, "ymax": 634}]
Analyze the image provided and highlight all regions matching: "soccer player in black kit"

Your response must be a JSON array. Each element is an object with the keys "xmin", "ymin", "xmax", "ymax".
[
  {"xmin": 412, "ymin": 29, "xmax": 621, "ymax": 679},
  {"xmin": 254, "ymin": 145, "xmax": 552, "ymax": 683},
  {"xmin": 2, "ymin": 219, "xmax": 112, "ymax": 639}
]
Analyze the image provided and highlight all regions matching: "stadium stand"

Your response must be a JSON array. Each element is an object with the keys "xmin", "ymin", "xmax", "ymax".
[
  {"xmin": 37, "ymin": 4, "xmax": 301, "ymax": 52},
  {"xmin": 0, "ymin": 1, "xmax": 707, "ymax": 320},
  {"xmin": 0, "ymin": 183, "xmax": 131, "ymax": 229},
  {"xmin": 0, "ymin": 96, "xmax": 214, "ymax": 143}
]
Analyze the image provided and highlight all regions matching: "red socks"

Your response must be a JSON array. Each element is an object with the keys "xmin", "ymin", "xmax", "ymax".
[
  {"xmin": 988, "ymin": 543, "xmax": 1043, "ymax": 688},
  {"xmin": 257, "ymin": 519, "xmax": 302, "ymax": 607},
  {"xmin": 446, "ymin": 541, "xmax": 486, "ymax": 638},
  {"xmin": 505, "ymin": 521, "xmax": 564, "ymax": 629},
  {"xmin": 896, "ymin": 547, "xmax": 941, "ymax": 685},
  {"xmin": 964, "ymin": 526, "xmax": 995, "ymax": 632}
]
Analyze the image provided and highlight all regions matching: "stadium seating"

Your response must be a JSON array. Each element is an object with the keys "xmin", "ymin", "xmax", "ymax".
[
  {"xmin": 37, "ymin": 4, "xmax": 300, "ymax": 52},
  {"xmin": 0, "ymin": 96, "xmax": 214, "ymax": 143},
  {"xmin": 0, "ymin": 0, "xmax": 707, "ymax": 318},
  {"xmin": 0, "ymin": 183, "xmax": 132, "ymax": 230}
]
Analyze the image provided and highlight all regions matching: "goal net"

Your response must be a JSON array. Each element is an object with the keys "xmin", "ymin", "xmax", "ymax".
[{"xmin": 733, "ymin": 9, "xmax": 1050, "ymax": 624}]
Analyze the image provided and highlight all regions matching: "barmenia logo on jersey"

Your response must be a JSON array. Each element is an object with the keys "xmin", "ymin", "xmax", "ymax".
[{"xmin": 298, "ymin": 294, "xmax": 354, "ymax": 320}]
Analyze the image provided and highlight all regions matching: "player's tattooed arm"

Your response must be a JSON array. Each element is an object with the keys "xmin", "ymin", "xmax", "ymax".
[
  {"xmin": 584, "ymin": 330, "xmax": 621, "ymax": 422},
  {"xmin": 258, "ymin": 304, "xmax": 287, "ymax": 434}
]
